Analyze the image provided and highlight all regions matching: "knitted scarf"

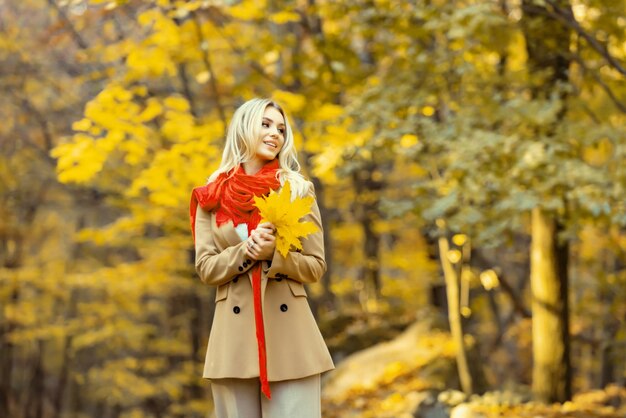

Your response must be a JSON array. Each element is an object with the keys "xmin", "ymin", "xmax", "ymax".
[{"xmin": 190, "ymin": 159, "xmax": 280, "ymax": 399}]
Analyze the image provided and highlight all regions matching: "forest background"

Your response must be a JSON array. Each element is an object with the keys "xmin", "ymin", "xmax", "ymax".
[{"xmin": 1, "ymin": 0, "xmax": 625, "ymax": 417}]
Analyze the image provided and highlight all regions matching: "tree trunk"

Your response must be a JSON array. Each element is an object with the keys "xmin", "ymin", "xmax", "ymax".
[
  {"xmin": 530, "ymin": 207, "xmax": 571, "ymax": 402},
  {"xmin": 0, "ymin": 323, "xmax": 14, "ymax": 418},
  {"xmin": 438, "ymin": 233, "xmax": 473, "ymax": 395},
  {"xmin": 352, "ymin": 164, "xmax": 384, "ymax": 310},
  {"xmin": 51, "ymin": 335, "xmax": 72, "ymax": 418},
  {"xmin": 522, "ymin": 0, "xmax": 573, "ymax": 402},
  {"xmin": 362, "ymin": 216, "xmax": 382, "ymax": 303},
  {"xmin": 295, "ymin": 149, "xmax": 337, "ymax": 315},
  {"xmin": 310, "ymin": 176, "xmax": 337, "ymax": 313},
  {"xmin": 25, "ymin": 340, "xmax": 45, "ymax": 418},
  {"xmin": 0, "ymin": 282, "xmax": 20, "ymax": 418}
]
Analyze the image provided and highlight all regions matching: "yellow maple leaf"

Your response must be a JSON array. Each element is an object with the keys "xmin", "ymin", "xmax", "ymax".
[{"xmin": 254, "ymin": 181, "xmax": 319, "ymax": 257}]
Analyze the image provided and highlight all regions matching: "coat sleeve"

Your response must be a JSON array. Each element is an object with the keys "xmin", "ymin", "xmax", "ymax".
[
  {"xmin": 194, "ymin": 204, "xmax": 254, "ymax": 286},
  {"xmin": 265, "ymin": 184, "xmax": 327, "ymax": 284}
]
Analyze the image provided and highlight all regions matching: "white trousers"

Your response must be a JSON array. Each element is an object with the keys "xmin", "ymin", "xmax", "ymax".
[{"xmin": 210, "ymin": 374, "xmax": 321, "ymax": 418}]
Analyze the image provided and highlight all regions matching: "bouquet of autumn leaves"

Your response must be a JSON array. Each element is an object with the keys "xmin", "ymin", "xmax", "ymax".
[{"xmin": 253, "ymin": 181, "xmax": 318, "ymax": 257}]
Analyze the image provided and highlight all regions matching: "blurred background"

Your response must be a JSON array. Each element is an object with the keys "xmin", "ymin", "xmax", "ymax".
[{"xmin": 1, "ymin": 0, "xmax": 625, "ymax": 417}]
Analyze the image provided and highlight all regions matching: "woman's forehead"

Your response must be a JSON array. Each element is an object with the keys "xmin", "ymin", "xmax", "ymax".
[{"xmin": 263, "ymin": 106, "xmax": 285, "ymax": 124}]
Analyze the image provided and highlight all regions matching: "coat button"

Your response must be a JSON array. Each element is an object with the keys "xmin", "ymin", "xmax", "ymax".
[
  {"xmin": 276, "ymin": 278, "xmax": 283, "ymax": 282},
  {"xmin": 233, "ymin": 306, "xmax": 241, "ymax": 314},
  {"xmin": 280, "ymin": 304, "xmax": 288, "ymax": 312},
  {"xmin": 246, "ymin": 259, "xmax": 251, "ymax": 264},
  {"xmin": 238, "ymin": 266, "xmax": 243, "ymax": 271},
  {"xmin": 233, "ymin": 277, "xmax": 239, "ymax": 283},
  {"xmin": 243, "ymin": 262, "xmax": 248, "ymax": 267}
]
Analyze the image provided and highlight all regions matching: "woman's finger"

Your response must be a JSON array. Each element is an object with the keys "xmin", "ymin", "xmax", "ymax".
[
  {"xmin": 246, "ymin": 246, "xmax": 258, "ymax": 260},
  {"xmin": 256, "ymin": 223, "xmax": 276, "ymax": 234},
  {"xmin": 259, "ymin": 232, "xmax": 275, "ymax": 241},
  {"xmin": 254, "ymin": 233, "xmax": 271, "ymax": 244}
]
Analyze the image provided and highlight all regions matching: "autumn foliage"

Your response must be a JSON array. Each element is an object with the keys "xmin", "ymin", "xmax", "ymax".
[
  {"xmin": 254, "ymin": 181, "xmax": 319, "ymax": 257},
  {"xmin": 1, "ymin": 0, "xmax": 625, "ymax": 417}
]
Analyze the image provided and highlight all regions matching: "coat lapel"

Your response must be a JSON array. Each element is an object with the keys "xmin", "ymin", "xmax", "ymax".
[{"xmin": 212, "ymin": 215, "xmax": 244, "ymax": 249}]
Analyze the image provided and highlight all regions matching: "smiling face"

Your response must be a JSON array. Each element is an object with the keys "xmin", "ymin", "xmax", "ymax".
[{"xmin": 253, "ymin": 105, "xmax": 285, "ymax": 164}]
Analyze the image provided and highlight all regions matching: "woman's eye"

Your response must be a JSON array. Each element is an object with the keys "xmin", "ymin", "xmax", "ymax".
[
  {"xmin": 278, "ymin": 128, "xmax": 285, "ymax": 134},
  {"xmin": 262, "ymin": 122, "xmax": 269, "ymax": 128}
]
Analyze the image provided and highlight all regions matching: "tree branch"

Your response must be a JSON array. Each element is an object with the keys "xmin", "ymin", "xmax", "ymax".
[
  {"xmin": 471, "ymin": 249, "xmax": 531, "ymax": 318},
  {"xmin": 47, "ymin": 0, "xmax": 89, "ymax": 50},
  {"xmin": 544, "ymin": 0, "xmax": 626, "ymax": 76},
  {"xmin": 191, "ymin": 13, "xmax": 227, "ymax": 129},
  {"xmin": 204, "ymin": 13, "xmax": 283, "ymax": 88},
  {"xmin": 570, "ymin": 52, "xmax": 626, "ymax": 114}
]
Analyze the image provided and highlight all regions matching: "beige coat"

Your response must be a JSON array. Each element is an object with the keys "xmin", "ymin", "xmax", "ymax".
[{"xmin": 194, "ymin": 185, "xmax": 335, "ymax": 382}]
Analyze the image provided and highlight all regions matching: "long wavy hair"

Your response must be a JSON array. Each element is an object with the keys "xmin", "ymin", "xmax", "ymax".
[{"xmin": 208, "ymin": 98, "xmax": 310, "ymax": 198}]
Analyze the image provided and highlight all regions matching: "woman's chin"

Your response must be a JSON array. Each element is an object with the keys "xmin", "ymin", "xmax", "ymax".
[{"xmin": 261, "ymin": 153, "xmax": 278, "ymax": 162}]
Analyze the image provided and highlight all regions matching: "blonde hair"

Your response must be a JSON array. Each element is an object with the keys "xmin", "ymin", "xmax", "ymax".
[{"xmin": 208, "ymin": 98, "xmax": 310, "ymax": 199}]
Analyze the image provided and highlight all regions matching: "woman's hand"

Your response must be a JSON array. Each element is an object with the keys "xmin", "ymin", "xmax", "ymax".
[{"xmin": 246, "ymin": 222, "xmax": 276, "ymax": 261}]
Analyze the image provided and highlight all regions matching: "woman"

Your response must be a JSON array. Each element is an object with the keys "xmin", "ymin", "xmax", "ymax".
[{"xmin": 190, "ymin": 98, "xmax": 334, "ymax": 418}]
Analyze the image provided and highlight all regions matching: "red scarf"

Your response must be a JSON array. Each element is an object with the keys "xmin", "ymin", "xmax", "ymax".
[{"xmin": 190, "ymin": 159, "xmax": 280, "ymax": 399}]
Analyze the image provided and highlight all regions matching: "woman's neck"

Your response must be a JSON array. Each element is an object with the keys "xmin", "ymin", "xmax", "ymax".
[{"xmin": 242, "ymin": 159, "xmax": 265, "ymax": 175}]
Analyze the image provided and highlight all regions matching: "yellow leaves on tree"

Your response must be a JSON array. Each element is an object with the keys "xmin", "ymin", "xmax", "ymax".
[
  {"xmin": 227, "ymin": 0, "xmax": 267, "ymax": 20},
  {"xmin": 254, "ymin": 181, "xmax": 318, "ymax": 257},
  {"xmin": 272, "ymin": 90, "xmax": 307, "ymax": 113}
]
